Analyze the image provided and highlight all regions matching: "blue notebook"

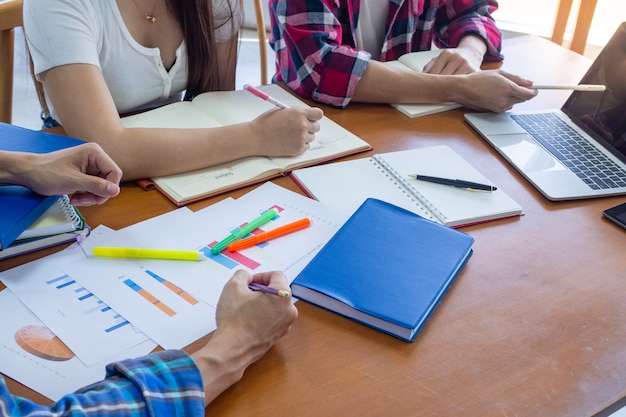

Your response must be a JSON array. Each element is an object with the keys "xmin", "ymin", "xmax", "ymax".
[
  {"xmin": 0, "ymin": 123, "xmax": 85, "ymax": 250},
  {"xmin": 291, "ymin": 198, "xmax": 474, "ymax": 342}
]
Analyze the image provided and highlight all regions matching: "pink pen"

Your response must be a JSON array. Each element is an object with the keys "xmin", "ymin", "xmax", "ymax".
[{"xmin": 243, "ymin": 84, "xmax": 289, "ymax": 109}]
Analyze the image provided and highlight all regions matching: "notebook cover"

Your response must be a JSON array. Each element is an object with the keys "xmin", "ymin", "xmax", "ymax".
[
  {"xmin": 0, "ymin": 123, "xmax": 85, "ymax": 153},
  {"xmin": 0, "ymin": 123, "xmax": 86, "ymax": 249},
  {"xmin": 291, "ymin": 198, "xmax": 474, "ymax": 342}
]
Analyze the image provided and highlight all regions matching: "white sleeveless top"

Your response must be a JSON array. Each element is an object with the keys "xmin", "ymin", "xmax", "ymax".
[{"xmin": 24, "ymin": 0, "xmax": 241, "ymax": 120}]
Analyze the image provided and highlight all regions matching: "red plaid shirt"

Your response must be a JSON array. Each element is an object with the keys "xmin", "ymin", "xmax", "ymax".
[{"xmin": 269, "ymin": 0, "xmax": 503, "ymax": 107}]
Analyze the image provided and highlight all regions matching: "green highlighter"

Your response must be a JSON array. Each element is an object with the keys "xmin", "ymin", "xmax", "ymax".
[{"xmin": 211, "ymin": 209, "xmax": 278, "ymax": 254}]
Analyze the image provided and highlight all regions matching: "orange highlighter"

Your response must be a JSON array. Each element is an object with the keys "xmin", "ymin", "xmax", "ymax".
[{"xmin": 227, "ymin": 218, "xmax": 311, "ymax": 251}]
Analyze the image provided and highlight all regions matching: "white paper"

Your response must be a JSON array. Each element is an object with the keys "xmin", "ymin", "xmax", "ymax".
[
  {"xmin": 1, "ymin": 241, "xmax": 151, "ymax": 366},
  {"xmin": 0, "ymin": 289, "xmax": 156, "ymax": 401}
]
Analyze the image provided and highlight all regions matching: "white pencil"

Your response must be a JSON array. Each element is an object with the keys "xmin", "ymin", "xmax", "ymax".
[{"xmin": 531, "ymin": 84, "xmax": 606, "ymax": 92}]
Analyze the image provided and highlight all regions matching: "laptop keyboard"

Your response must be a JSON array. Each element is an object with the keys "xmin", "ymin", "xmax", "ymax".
[{"xmin": 511, "ymin": 113, "xmax": 626, "ymax": 190}]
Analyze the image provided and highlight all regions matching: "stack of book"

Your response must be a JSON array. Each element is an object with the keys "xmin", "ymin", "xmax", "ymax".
[{"xmin": 0, "ymin": 123, "xmax": 90, "ymax": 260}]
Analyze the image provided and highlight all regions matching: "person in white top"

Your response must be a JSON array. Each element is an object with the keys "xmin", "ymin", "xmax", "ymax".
[{"xmin": 24, "ymin": 0, "xmax": 324, "ymax": 181}]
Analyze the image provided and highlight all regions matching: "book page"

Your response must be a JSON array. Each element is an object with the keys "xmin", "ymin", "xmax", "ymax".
[
  {"xmin": 271, "ymin": 111, "xmax": 372, "ymax": 171},
  {"xmin": 152, "ymin": 156, "xmax": 281, "ymax": 204},
  {"xmin": 291, "ymin": 157, "xmax": 437, "ymax": 221},
  {"xmin": 121, "ymin": 84, "xmax": 370, "ymax": 205},
  {"xmin": 376, "ymin": 145, "xmax": 523, "ymax": 226},
  {"xmin": 385, "ymin": 50, "xmax": 461, "ymax": 118},
  {"xmin": 292, "ymin": 145, "xmax": 523, "ymax": 227},
  {"xmin": 16, "ymin": 196, "xmax": 80, "ymax": 240},
  {"xmin": 191, "ymin": 85, "xmax": 371, "ymax": 170},
  {"xmin": 192, "ymin": 85, "xmax": 371, "ymax": 170},
  {"xmin": 121, "ymin": 101, "xmax": 222, "ymax": 128},
  {"xmin": 395, "ymin": 49, "xmax": 442, "ymax": 72}
]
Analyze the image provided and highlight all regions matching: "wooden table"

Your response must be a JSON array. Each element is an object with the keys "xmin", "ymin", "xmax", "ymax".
[{"xmin": 2, "ymin": 35, "xmax": 625, "ymax": 417}]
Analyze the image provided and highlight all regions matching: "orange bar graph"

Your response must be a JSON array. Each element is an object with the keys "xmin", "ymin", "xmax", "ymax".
[
  {"xmin": 145, "ymin": 270, "xmax": 199, "ymax": 305},
  {"xmin": 162, "ymin": 281, "xmax": 199, "ymax": 305},
  {"xmin": 124, "ymin": 278, "xmax": 176, "ymax": 317}
]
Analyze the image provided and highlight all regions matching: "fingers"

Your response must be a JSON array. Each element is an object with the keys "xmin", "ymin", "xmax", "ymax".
[
  {"xmin": 252, "ymin": 270, "xmax": 289, "ymax": 288},
  {"xmin": 83, "ymin": 142, "xmax": 123, "ymax": 185},
  {"xmin": 423, "ymin": 50, "xmax": 475, "ymax": 75},
  {"xmin": 307, "ymin": 107, "xmax": 324, "ymax": 121},
  {"xmin": 497, "ymin": 70, "xmax": 534, "ymax": 88}
]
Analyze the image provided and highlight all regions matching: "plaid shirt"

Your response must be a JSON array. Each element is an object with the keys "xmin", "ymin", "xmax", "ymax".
[
  {"xmin": 1, "ymin": 350, "xmax": 205, "ymax": 417},
  {"xmin": 269, "ymin": 0, "xmax": 503, "ymax": 107}
]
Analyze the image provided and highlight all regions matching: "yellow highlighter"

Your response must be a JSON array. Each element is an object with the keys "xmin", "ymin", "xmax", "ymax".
[{"xmin": 92, "ymin": 247, "xmax": 206, "ymax": 261}]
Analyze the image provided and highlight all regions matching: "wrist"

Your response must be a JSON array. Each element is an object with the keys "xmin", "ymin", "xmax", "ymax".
[
  {"xmin": 443, "ymin": 74, "xmax": 471, "ymax": 104},
  {"xmin": 191, "ymin": 327, "xmax": 263, "ymax": 405},
  {"xmin": 242, "ymin": 121, "xmax": 265, "ymax": 157},
  {"xmin": 0, "ymin": 151, "xmax": 38, "ymax": 187}
]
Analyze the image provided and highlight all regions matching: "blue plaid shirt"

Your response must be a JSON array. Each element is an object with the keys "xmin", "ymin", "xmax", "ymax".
[
  {"xmin": 269, "ymin": 0, "xmax": 503, "ymax": 107},
  {"xmin": 1, "ymin": 350, "xmax": 205, "ymax": 416}
]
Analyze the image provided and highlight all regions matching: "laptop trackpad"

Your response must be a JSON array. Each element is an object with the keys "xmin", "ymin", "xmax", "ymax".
[{"xmin": 488, "ymin": 133, "xmax": 567, "ymax": 173}]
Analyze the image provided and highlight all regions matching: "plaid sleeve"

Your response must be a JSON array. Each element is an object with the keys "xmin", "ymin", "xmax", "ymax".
[
  {"xmin": 269, "ymin": 0, "xmax": 371, "ymax": 107},
  {"xmin": 434, "ymin": 0, "xmax": 504, "ymax": 61},
  {"xmin": 1, "ymin": 350, "xmax": 205, "ymax": 417}
]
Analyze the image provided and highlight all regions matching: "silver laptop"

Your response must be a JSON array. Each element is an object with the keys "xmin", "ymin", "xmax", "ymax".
[{"xmin": 465, "ymin": 22, "xmax": 626, "ymax": 201}]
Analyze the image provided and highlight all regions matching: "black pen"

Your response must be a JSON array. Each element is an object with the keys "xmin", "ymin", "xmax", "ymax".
[{"xmin": 409, "ymin": 174, "xmax": 497, "ymax": 192}]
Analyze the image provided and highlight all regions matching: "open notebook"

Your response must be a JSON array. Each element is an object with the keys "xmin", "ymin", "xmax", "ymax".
[
  {"xmin": 122, "ymin": 84, "xmax": 371, "ymax": 206},
  {"xmin": 383, "ymin": 49, "xmax": 462, "ymax": 118},
  {"xmin": 291, "ymin": 145, "xmax": 523, "ymax": 228}
]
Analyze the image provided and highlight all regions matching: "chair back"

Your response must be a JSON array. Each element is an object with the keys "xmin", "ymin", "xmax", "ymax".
[
  {"xmin": 551, "ymin": 0, "xmax": 598, "ymax": 55},
  {"xmin": 0, "ymin": 0, "xmax": 23, "ymax": 124}
]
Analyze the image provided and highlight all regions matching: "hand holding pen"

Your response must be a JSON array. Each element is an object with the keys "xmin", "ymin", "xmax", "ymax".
[
  {"xmin": 243, "ymin": 84, "xmax": 324, "ymax": 155},
  {"xmin": 244, "ymin": 84, "xmax": 289, "ymax": 109}
]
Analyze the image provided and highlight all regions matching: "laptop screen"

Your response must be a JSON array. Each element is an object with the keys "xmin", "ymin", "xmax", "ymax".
[{"xmin": 562, "ymin": 22, "xmax": 626, "ymax": 163}]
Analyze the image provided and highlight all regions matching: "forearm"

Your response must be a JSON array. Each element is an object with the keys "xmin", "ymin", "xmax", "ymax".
[
  {"xmin": 0, "ymin": 351, "xmax": 205, "ymax": 417},
  {"xmin": 435, "ymin": 0, "xmax": 503, "ymax": 61},
  {"xmin": 79, "ymin": 124, "xmax": 261, "ymax": 181},
  {"xmin": 0, "ymin": 151, "xmax": 43, "ymax": 189},
  {"xmin": 191, "ymin": 328, "xmax": 268, "ymax": 406},
  {"xmin": 352, "ymin": 61, "xmax": 463, "ymax": 104}
]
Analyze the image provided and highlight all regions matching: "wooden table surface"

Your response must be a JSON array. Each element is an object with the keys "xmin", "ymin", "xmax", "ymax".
[{"xmin": 2, "ymin": 35, "xmax": 625, "ymax": 417}]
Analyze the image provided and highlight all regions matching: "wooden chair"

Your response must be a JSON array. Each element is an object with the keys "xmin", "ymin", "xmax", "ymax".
[
  {"xmin": 0, "ymin": 0, "xmax": 23, "ymax": 124},
  {"xmin": 252, "ymin": 0, "xmax": 269, "ymax": 85},
  {"xmin": 550, "ymin": 0, "xmax": 598, "ymax": 55}
]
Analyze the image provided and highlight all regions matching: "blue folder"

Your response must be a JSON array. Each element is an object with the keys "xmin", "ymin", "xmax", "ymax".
[
  {"xmin": 291, "ymin": 198, "xmax": 475, "ymax": 342},
  {"xmin": 0, "ymin": 123, "xmax": 85, "ymax": 250}
]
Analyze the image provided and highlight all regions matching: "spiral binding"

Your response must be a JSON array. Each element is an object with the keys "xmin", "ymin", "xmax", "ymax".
[
  {"xmin": 58, "ymin": 195, "xmax": 84, "ymax": 228},
  {"xmin": 370, "ymin": 155, "xmax": 448, "ymax": 224}
]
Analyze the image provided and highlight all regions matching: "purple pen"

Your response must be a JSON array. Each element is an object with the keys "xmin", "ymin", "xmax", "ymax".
[{"xmin": 248, "ymin": 282, "xmax": 290, "ymax": 298}]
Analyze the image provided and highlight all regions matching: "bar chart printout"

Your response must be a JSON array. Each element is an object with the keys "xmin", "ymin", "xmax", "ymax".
[
  {"xmin": 0, "ymin": 259, "xmax": 151, "ymax": 366},
  {"xmin": 61, "ymin": 259, "xmax": 219, "ymax": 349}
]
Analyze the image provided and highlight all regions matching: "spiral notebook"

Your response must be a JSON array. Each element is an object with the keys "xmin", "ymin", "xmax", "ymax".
[
  {"xmin": 290, "ymin": 145, "xmax": 523, "ymax": 228},
  {"xmin": 0, "ymin": 196, "xmax": 89, "ymax": 260}
]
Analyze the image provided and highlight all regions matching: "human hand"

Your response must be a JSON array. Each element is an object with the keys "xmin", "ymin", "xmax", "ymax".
[
  {"xmin": 191, "ymin": 270, "xmax": 297, "ymax": 404},
  {"xmin": 423, "ymin": 36, "xmax": 487, "ymax": 75},
  {"xmin": 214, "ymin": 270, "xmax": 298, "ymax": 363},
  {"xmin": 20, "ymin": 143, "xmax": 122, "ymax": 206},
  {"xmin": 423, "ymin": 47, "xmax": 482, "ymax": 75},
  {"xmin": 452, "ymin": 70, "xmax": 538, "ymax": 112},
  {"xmin": 251, "ymin": 106, "xmax": 324, "ymax": 156}
]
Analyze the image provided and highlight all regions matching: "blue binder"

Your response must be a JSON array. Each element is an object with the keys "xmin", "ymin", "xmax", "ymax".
[
  {"xmin": 291, "ymin": 198, "xmax": 474, "ymax": 342},
  {"xmin": 0, "ymin": 123, "xmax": 85, "ymax": 250}
]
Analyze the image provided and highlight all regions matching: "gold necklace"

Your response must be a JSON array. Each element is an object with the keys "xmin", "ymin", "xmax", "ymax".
[{"xmin": 132, "ymin": 0, "xmax": 158, "ymax": 23}]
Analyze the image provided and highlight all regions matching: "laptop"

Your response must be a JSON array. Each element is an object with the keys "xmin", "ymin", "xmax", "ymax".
[{"xmin": 464, "ymin": 22, "xmax": 626, "ymax": 201}]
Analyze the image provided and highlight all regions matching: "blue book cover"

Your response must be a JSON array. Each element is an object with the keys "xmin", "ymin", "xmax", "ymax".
[
  {"xmin": 291, "ymin": 198, "xmax": 474, "ymax": 342},
  {"xmin": 0, "ymin": 123, "xmax": 85, "ymax": 250}
]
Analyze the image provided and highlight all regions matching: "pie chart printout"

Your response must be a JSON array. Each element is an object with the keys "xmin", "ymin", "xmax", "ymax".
[{"xmin": 14, "ymin": 325, "xmax": 75, "ymax": 361}]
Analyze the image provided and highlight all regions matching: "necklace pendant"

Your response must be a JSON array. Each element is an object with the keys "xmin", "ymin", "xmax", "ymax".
[{"xmin": 145, "ymin": 14, "xmax": 156, "ymax": 23}]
